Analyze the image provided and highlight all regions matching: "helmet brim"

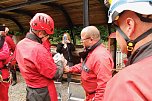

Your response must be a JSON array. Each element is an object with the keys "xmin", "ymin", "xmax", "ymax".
[{"xmin": 108, "ymin": 2, "xmax": 152, "ymax": 23}]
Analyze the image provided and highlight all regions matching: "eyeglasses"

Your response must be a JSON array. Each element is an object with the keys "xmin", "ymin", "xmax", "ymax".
[{"xmin": 80, "ymin": 37, "xmax": 91, "ymax": 42}]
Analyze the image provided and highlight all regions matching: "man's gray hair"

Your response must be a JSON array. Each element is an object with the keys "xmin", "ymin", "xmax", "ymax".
[{"xmin": 81, "ymin": 26, "xmax": 100, "ymax": 40}]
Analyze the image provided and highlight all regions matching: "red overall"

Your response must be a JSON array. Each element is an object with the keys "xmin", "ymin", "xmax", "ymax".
[
  {"xmin": 42, "ymin": 39, "xmax": 51, "ymax": 52},
  {"xmin": 69, "ymin": 44, "xmax": 114, "ymax": 101},
  {"xmin": 16, "ymin": 38, "xmax": 58, "ymax": 101},
  {"xmin": 103, "ymin": 56, "xmax": 152, "ymax": 101},
  {"xmin": 0, "ymin": 42, "xmax": 10, "ymax": 101},
  {"xmin": 5, "ymin": 35, "xmax": 16, "ymax": 52},
  {"xmin": 5, "ymin": 35, "xmax": 16, "ymax": 67}
]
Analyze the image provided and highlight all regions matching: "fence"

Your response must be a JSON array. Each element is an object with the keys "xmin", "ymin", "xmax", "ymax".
[{"xmin": 116, "ymin": 51, "xmax": 126, "ymax": 69}]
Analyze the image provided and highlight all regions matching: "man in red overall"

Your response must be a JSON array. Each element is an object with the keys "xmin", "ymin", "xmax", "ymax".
[
  {"xmin": 64, "ymin": 26, "xmax": 114, "ymax": 101},
  {"xmin": 103, "ymin": 0, "xmax": 152, "ymax": 100},
  {"xmin": 15, "ymin": 13, "xmax": 64, "ymax": 101},
  {"xmin": 3, "ymin": 26, "xmax": 17, "ymax": 86},
  {"xmin": 0, "ymin": 26, "xmax": 10, "ymax": 101}
]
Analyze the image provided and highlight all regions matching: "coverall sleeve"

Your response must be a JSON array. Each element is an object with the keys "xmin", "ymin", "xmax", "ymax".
[
  {"xmin": 67, "ymin": 43, "xmax": 75, "ymax": 51},
  {"xmin": 69, "ymin": 63, "xmax": 82, "ymax": 74},
  {"xmin": 0, "ymin": 42, "xmax": 9, "ymax": 60},
  {"xmin": 35, "ymin": 46, "xmax": 57, "ymax": 79},
  {"xmin": 5, "ymin": 36, "xmax": 16, "ymax": 52},
  {"xmin": 92, "ymin": 54, "xmax": 113, "ymax": 100},
  {"xmin": 42, "ymin": 39, "xmax": 51, "ymax": 52},
  {"xmin": 103, "ymin": 72, "xmax": 128, "ymax": 101}
]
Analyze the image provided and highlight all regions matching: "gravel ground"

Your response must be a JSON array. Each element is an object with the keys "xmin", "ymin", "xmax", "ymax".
[
  {"xmin": 9, "ymin": 72, "xmax": 85, "ymax": 101},
  {"xmin": 9, "ymin": 72, "xmax": 26, "ymax": 101}
]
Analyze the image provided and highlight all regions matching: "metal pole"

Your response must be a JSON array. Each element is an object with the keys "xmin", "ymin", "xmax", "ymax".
[{"xmin": 83, "ymin": 0, "xmax": 89, "ymax": 27}]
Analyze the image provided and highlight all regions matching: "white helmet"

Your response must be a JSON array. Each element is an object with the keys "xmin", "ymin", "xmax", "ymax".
[{"xmin": 108, "ymin": 0, "xmax": 152, "ymax": 23}]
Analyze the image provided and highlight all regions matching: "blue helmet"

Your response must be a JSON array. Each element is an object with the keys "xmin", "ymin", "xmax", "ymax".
[{"xmin": 108, "ymin": 0, "xmax": 152, "ymax": 23}]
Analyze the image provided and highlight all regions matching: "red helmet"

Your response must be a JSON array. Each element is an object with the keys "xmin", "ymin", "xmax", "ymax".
[{"xmin": 30, "ymin": 13, "xmax": 54, "ymax": 35}]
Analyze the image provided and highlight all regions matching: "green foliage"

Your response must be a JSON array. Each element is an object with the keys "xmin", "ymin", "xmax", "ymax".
[
  {"xmin": 72, "ymin": 26, "xmax": 83, "ymax": 45},
  {"xmin": 8, "ymin": 30, "xmax": 28, "ymax": 36},
  {"xmin": 8, "ymin": 31, "xmax": 14, "ymax": 35},
  {"xmin": 51, "ymin": 25, "xmax": 110, "ymax": 45},
  {"xmin": 50, "ymin": 26, "xmax": 83, "ymax": 44},
  {"xmin": 8, "ymin": 31, "xmax": 23, "ymax": 36},
  {"xmin": 96, "ymin": 25, "xmax": 109, "ymax": 42},
  {"xmin": 50, "ymin": 28, "xmax": 70, "ymax": 44},
  {"xmin": 14, "ymin": 32, "xmax": 23, "ymax": 36}
]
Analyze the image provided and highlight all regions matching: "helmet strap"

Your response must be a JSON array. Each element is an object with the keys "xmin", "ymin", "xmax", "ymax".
[
  {"xmin": 126, "ymin": 40, "xmax": 135, "ymax": 58},
  {"xmin": 114, "ymin": 23, "xmax": 152, "ymax": 58},
  {"xmin": 136, "ymin": 13, "xmax": 152, "ymax": 23},
  {"xmin": 41, "ymin": 34, "xmax": 49, "ymax": 39},
  {"xmin": 113, "ymin": 24, "xmax": 130, "ymax": 42}
]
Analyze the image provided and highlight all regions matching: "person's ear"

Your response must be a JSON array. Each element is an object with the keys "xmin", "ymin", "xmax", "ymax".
[
  {"xmin": 126, "ymin": 18, "xmax": 135, "ymax": 39},
  {"xmin": 37, "ymin": 31, "xmax": 43, "ymax": 38}
]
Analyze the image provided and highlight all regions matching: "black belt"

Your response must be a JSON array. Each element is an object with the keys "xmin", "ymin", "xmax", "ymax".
[
  {"xmin": 3, "ymin": 78, "xmax": 10, "ymax": 82},
  {"xmin": 88, "ymin": 91, "xmax": 96, "ymax": 95}
]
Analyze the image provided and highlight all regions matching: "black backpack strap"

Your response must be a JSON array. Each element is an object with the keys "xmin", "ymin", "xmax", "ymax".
[{"xmin": 82, "ymin": 58, "xmax": 90, "ymax": 73}]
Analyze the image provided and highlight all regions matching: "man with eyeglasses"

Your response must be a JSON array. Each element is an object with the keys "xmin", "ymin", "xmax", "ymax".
[
  {"xmin": 64, "ymin": 26, "xmax": 114, "ymax": 101},
  {"xmin": 103, "ymin": 0, "xmax": 152, "ymax": 100}
]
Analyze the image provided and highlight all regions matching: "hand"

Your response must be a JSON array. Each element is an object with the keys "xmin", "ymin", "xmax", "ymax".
[
  {"xmin": 64, "ymin": 65, "xmax": 70, "ymax": 73},
  {"xmin": 62, "ymin": 39, "xmax": 70, "ymax": 44},
  {"xmin": 42, "ymin": 35, "xmax": 49, "ymax": 42},
  {"xmin": 65, "ymin": 40, "xmax": 70, "ymax": 43}
]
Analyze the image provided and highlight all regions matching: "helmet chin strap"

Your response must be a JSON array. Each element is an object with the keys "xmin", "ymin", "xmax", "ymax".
[
  {"xmin": 114, "ymin": 24, "xmax": 152, "ymax": 58},
  {"xmin": 41, "ymin": 34, "xmax": 49, "ymax": 39}
]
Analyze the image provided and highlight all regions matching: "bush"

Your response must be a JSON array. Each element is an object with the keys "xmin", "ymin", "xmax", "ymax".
[{"xmin": 51, "ymin": 25, "xmax": 110, "ymax": 45}]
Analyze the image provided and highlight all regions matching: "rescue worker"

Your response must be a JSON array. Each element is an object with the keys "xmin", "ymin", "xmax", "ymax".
[
  {"xmin": 103, "ymin": 0, "xmax": 152, "ymax": 100},
  {"xmin": 15, "ymin": 13, "xmax": 64, "ymax": 101},
  {"xmin": 0, "ymin": 26, "xmax": 10, "ymax": 101},
  {"xmin": 64, "ymin": 26, "xmax": 114, "ymax": 101},
  {"xmin": 3, "ymin": 26, "xmax": 17, "ymax": 86}
]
